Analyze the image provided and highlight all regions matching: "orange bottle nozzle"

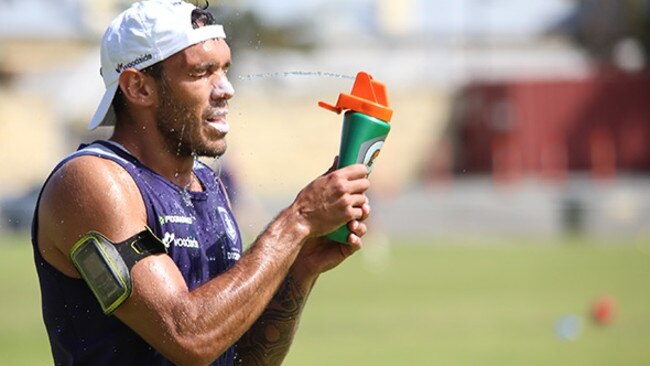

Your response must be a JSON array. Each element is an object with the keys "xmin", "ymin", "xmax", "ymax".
[{"xmin": 319, "ymin": 71, "xmax": 393, "ymax": 122}]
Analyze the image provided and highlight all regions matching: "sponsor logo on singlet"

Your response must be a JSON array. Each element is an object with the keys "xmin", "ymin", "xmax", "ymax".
[
  {"xmin": 161, "ymin": 232, "xmax": 199, "ymax": 249},
  {"xmin": 227, "ymin": 250, "xmax": 241, "ymax": 261},
  {"xmin": 158, "ymin": 215, "xmax": 194, "ymax": 226}
]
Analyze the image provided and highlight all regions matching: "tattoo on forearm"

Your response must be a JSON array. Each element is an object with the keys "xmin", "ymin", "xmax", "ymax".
[{"xmin": 236, "ymin": 276, "xmax": 307, "ymax": 365}]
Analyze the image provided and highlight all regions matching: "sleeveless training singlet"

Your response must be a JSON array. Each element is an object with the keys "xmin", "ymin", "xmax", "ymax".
[{"xmin": 32, "ymin": 140, "xmax": 242, "ymax": 365}]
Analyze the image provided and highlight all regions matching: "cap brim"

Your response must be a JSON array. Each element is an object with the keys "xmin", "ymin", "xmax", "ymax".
[{"xmin": 88, "ymin": 82, "xmax": 118, "ymax": 130}]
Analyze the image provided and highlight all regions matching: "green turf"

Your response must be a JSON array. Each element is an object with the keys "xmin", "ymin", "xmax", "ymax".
[
  {"xmin": 284, "ymin": 235, "xmax": 650, "ymax": 366},
  {"xmin": 0, "ymin": 233, "xmax": 52, "ymax": 365},
  {"xmin": 2, "ymin": 233, "xmax": 649, "ymax": 365}
]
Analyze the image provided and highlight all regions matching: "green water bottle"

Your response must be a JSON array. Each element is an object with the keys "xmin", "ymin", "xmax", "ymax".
[{"xmin": 319, "ymin": 71, "xmax": 394, "ymax": 243}]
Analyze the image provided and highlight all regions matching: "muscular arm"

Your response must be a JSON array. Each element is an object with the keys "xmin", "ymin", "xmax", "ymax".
[
  {"xmin": 37, "ymin": 156, "xmax": 369, "ymax": 366},
  {"xmin": 235, "ymin": 273, "xmax": 314, "ymax": 366},
  {"xmin": 236, "ymin": 223, "xmax": 367, "ymax": 366},
  {"xmin": 119, "ymin": 205, "xmax": 309, "ymax": 365}
]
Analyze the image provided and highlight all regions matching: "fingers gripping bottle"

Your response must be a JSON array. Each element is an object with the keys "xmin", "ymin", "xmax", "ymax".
[{"xmin": 319, "ymin": 71, "xmax": 394, "ymax": 244}]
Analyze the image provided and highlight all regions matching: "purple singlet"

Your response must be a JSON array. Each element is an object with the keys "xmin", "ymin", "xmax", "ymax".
[{"xmin": 32, "ymin": 140, "xmax": 242, "ymax": 365}]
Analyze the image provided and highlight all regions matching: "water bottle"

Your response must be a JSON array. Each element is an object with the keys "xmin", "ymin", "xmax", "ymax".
[{"xmin": 319, "ymin": 71, "xmax": 394, "ymax": 243}]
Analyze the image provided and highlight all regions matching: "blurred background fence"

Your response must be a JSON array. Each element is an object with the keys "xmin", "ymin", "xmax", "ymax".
[{"xmin": 1, "ymin": 0, "xmax": 650, "ymax": 238}]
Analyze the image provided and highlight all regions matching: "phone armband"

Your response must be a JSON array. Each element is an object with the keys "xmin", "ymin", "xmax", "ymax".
[{"xmin": 70, "ymin": 227, "xmax": 166, "ymax": 314}]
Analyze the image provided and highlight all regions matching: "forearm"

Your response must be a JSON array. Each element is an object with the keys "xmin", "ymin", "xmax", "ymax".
[
  {"xmin": 122, "ymin": 207, "xmax": 310, "ymax": 365},
  {"xmin": 235, "ymin": 271, "xmax": 318, "ymax": 366},
  {"xmin": 120, "ymin": 165, "xmax": 368, "ymax": 364},
  {"xmin": 234, "ymin": 232, "xmax": 366, "ymax": 365}
]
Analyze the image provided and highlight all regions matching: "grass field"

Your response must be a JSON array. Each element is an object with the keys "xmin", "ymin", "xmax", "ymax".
[{"xmin": 1, "ymin": 233, "xmax": 649, "ymax": 365}]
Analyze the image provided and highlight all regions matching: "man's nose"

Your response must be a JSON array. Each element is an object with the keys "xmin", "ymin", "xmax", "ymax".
[{"xmin": 211, "ymin": 76, "xmax": 235, "ymax": 100}]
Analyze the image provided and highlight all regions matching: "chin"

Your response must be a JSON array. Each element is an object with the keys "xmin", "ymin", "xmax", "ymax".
[{"xmin": 195, "ymin": 141, "xmax": 227, "ymax": 158}]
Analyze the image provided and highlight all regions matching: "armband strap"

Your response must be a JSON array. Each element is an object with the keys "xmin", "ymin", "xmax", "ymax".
[
  {"xmin": 70, "ymin": 227, "xmax": 167, "ymax": 315},
  {"xmin": 114, "ymin": 227, "xmax": 167, "ymax": 268}
]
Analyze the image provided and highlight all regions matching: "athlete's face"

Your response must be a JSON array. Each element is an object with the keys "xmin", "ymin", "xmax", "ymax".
[{"xmin": 154, "ymin": 38, "xmax": 234, "ymax": 158}]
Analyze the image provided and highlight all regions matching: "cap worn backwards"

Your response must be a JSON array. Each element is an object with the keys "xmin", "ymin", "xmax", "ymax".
[{"xmin": 88, "ymin": 0, "xmax": 227, "ymax": 130}]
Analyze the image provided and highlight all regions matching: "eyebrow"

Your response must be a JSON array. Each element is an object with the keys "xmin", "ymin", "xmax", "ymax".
[{"xmin": 193, "ymin": 60, "xmax": 231, "ymax": 70}]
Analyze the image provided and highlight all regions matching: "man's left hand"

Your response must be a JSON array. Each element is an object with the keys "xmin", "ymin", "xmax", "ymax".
[{"xmin": 291, "ymin": 202, "xmax": 370, "ymax": 281}]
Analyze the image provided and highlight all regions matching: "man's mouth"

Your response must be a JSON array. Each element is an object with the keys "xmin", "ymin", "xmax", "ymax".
[{"xmin": 206, "ymin": 109, "xmax": 230, "ymax": 133}]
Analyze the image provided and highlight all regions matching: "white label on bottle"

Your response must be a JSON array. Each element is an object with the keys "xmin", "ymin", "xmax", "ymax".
[{"xmin": 361, "ymin": 140, "xmax": 384, "ymax": 175}]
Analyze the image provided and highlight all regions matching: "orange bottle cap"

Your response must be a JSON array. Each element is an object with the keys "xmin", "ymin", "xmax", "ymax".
[{"xmin": 319, "ymin": 71, "xmax": 393, "ymax": 122}]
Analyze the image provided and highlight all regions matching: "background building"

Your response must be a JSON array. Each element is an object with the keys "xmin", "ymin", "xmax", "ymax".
[{"xmin": 1, "ymin": 0, "xmax": 649, "ymax": 236}]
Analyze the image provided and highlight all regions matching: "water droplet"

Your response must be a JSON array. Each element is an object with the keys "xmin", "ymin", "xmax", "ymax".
[{"xmin": 237, "ymin": 70, "xmax": 355, "ymax": 82}]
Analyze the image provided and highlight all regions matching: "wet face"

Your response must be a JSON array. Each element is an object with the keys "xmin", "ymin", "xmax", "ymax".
[{"xmin": 154, "ymin": 38, "xmax": 234, "ymax": 158}]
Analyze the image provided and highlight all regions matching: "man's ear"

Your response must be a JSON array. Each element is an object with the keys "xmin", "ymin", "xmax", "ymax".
[{"xmin": 118, "ymin": 69, "xmax": 157, "ymax": 107}]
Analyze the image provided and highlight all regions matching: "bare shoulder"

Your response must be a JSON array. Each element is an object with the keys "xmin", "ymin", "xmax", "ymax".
[{"xmin": 37, "ymin": 154, "xmax": 147, "ymax": 277}]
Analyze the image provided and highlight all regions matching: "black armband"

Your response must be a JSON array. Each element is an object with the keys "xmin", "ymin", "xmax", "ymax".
[{"xmin": 70, "ymin": 227, "xmax": 167, "ymax": 314}]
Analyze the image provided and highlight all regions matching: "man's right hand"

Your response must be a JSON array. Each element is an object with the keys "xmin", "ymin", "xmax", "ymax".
[{"xmin": 291, "ymin": 163, "xmax": 370, "ymax": 239}]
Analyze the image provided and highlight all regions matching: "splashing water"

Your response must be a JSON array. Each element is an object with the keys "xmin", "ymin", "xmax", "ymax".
[
  {"xmin": 237, "ymin": 70, "xmax": 355, "ymax": 81},
  {"xmin": 176, "ymin": 124, "xmax": 187, "ymax": 157},
  {"xmin": 207, "ymin": 156, "xmax": 224, "ymax": 182}
]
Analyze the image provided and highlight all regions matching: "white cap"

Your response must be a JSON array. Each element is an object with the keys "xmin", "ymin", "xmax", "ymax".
[{"xmin": 89, "ymin": 0, "xmax": 227, "ymax": 130}]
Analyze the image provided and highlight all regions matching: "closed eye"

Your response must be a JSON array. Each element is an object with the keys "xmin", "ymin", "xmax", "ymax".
[{"xmin": 188, "ymin": 61, "xmax": 231, "ymax": 79}]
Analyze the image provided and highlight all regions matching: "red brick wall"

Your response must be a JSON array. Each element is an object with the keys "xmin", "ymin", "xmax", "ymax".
[{"xmin": 453, "ymin": 72, "xmax": 650, "ymax": 180}]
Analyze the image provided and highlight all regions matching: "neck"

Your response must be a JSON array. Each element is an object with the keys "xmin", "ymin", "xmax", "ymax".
[{"xmin": 110, "ymin": 119, "xmax": 202, "ymax": 191}]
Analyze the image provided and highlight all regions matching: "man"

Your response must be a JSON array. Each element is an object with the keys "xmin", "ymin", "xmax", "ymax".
[{"xmin": 31, "ymin": 1, "xmax": 371, "ymax": 365}]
